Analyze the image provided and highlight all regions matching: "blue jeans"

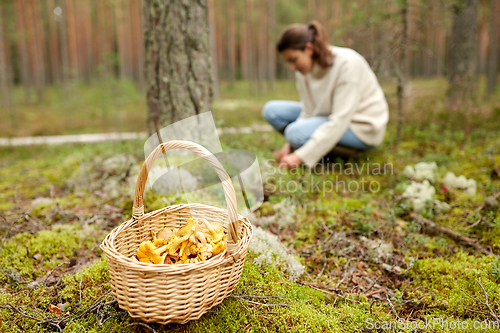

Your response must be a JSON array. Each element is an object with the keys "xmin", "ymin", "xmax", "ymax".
[{"xmin": 262, "ymin": 100, "xmax": 373, "ymax": 150}]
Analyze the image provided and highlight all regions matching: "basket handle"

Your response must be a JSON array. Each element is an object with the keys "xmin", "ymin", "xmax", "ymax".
[{"xmin": 132, "ymin": 140, "xmax": 241, "ymax": 246}]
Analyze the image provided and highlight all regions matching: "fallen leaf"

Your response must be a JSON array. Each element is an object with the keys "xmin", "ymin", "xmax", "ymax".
[{"xmin": 48, "ymin": 304, "xmax": 62, "ymax": 315}]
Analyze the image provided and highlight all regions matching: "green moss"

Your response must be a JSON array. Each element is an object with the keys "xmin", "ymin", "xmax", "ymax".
[
  {"xmin": 0, "ymin": 224, "xmax": 96, "ymax": 279},
  {"xmin": 406, "ymin": 251, "xmax": 500, "ymax": 318}
]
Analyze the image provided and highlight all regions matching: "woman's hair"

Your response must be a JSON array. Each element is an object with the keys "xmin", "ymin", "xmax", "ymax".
[{"xmin": 277, "ymin": 20, "xmax": 333, "ymax": 68}]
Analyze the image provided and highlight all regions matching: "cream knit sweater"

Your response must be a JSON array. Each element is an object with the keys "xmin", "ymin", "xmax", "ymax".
[{"xmin": 293, "ymin": 45, "xmax": 389, "ymax": 167}]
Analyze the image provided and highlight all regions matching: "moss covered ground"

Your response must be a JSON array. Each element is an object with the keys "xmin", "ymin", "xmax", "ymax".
[{"xmin": 0, "ymin": 79, "xmax": 500, "ymax": 332}]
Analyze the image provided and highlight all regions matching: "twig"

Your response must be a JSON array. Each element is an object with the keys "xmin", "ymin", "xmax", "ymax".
[
  {"xmin": 230, "ymin": 287, "xmax": 289, "ymax": 309},
  {"xmin": 365, "ymin": 289, "xmax": 385, "ymax": 298},
  {"xmin": 386, "ymin": 295, "xmax": 400, "ymax": 320},
  {"xmin": 43, "ymin": 261, "xmax": 70, "ymax": 286},
  {"xmin": 456, "ymin": 217, "xmax": 482, "ymax": 231},
  {"xmin": 401, "ymin": 273, "xmax": 423, "ymax": 298},
  {"xmin": 79, "ymin": 271, "xmax": 83, "ymax": 304},
  {"xmin": 124, "ymin": 322, "xmax": 157, "ymax": 333},
  {"xmin": 313, "ymin": 261, "xmax": 327, "ymax": 282},
  {"xmin": 477, "ymin": 278, "xmax": 499, "ymax": 322},
  {"xmin": 459, "ymin": 279, "xmax": 499, "ymax": 322},
  {"xmin": 411, "ymin": 213, "xmax": 491, "ymax": 255},
  {"xmin": 444, "ymin": 296, "xmax": 464, "ymax": 320}
]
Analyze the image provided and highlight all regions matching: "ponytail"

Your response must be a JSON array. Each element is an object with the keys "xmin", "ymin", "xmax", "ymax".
[{"xmin": 277, "ymin": 20, "xmax": 333, "ymax": 68}]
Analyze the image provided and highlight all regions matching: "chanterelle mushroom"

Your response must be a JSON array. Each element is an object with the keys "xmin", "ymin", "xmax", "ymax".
[
  {"xmin": 136, "ymin": 241, "xmax": 168, "ymax": 264},
  {"xmin": 166, "ymin": 227, "xmax": 195, "ymax": 256},
  {"xmin": 198, "ymin": 243, "xmax": 213, "ymax": 261},
  {"xmin": 201, "ymin": 219, "xmax": 225, "ymax": 243}
]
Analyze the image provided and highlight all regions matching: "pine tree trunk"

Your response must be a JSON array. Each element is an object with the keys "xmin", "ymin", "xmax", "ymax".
[
  {"xmin": 115, "ymin": 0, "xmax": 126, "ymax": 80},
  {"xmin": 267, "ymin": 0, "xmax": 275, "ymax": 91},
  {"xmin": 29, "ymin": 0, "xmax": 45, "ymax": 101},
  {"xmin": 66, "ymin": 0, "xmax": 79, "ymax": 80},
  {"xmin": 0, "ymin": 4, "xmax": 11, "ymax": 110},
  {"xmin": 245, "ymin": 0, "xmax": 257, "ymax": 91},
  {"xmin": 144, "ymin": 0, "xmax": 213, "ymax": 135},
  {"xmin": 396, "ymin": 0, "xmax": 408, "ymax": 144},
  {"xmin": 57, "ymin": 0, "xmax": 69, "ymax": 88},
  {"xmin": 82, "ymin": 0, "xmax": 93, "ymax": 83},
  {"xmin": 208, "ymin": 0, "xmax": 219, "ymax": 98},
  {"xmin": 448, "ymin": 0, "xmax": 479, "ymax": 107},
  {"xmin": 257, "ymin": 0, "xmax": 266, "ymax": 95},
  {"xmin": 227, "ymin": 0, "xmax": 236, "ymax": 86},
  {"xmin": 15, "ymin": 0, "xmax": 32, "ymax": 102},
  {"xmin": 47, "ymin": 0, "xmax": 61, "ymax": 84},
  {"xmin": 488, "ymin": 0, "xmax": 498, "ymax": 96}
]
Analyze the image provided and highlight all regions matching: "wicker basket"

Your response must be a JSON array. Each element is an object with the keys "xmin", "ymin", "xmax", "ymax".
[{"xmin": 101, "ymin": 140, "xmax": 253, "ymax": 324}]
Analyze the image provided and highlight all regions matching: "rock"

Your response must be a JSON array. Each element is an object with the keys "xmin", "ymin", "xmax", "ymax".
[
  {"xmin": 27, "ymin": 281, "xmax": 40, "ymax": 290},
  {"xmin": 484, "ymin": 196, "xmax": 499, "ymax": 210}
]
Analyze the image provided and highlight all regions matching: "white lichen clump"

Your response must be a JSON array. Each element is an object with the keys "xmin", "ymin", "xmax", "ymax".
[
  {"xmin": 401, "ymin": 180, "xmax": 436, "ymax": 213},
  {"xmin": 249, "ymin": 226, "xmax": 304, "ymax": 280},
  {"xmin": 403, "ymin": 162, "xmax": 437, "ymax": 182},
  {"xmin": 272, "ymin": 198, "xmax": 298, "ymax": 229},
  {"xmin": 433, "ymin": 200, "xmax": 451, "ymax": 213},
  {"xmin": 360, "ymin": 237, "xmax": 393, "ymax": 263},
  {"xmin": 442, "ymin": 172, "xmax": 477, "ymax": 195}
]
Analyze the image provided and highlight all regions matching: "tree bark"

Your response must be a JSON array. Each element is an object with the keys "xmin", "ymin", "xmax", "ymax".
[
  {"xmin": 47, "ymin": 0, "xmax": 61, "ymax": 84},
  {"xmin": 257, "ymin": 0, "xmax": 266, "ymax": 95},
  {"xmin": 267, "ymin": 0, "xmax": 275, "ymax": 91},
  {"xmin": 0, "ymin": 4, "xmax": 11, "ymax": 110},
  {"xmin": 144, "ymin": 0, "xmax": 213, "ymax": 135},
  {"xmin": 396, "ymin": 0, "xmax": 408, "ymax": 144},
  {"xmin": 488, "ymin": 0, "xmax": 498, "ymax": 96},
  {"xmin": 447, "ymin": 0, "xmax": 479, "ymax": 107},
  {"xmin": 207, "ymin": 0, "xmax": 219, "ymax": 98},
  {"xmin": 227, "ymin": 0, "xmax": 236, "ymax": 86},
  {"xmin": 56, "ymin": 0, "xmax": 69, "ymax": 89},
  {"xmin": 15, "ymin": 0, "xmax": 33, "ymax": 102}
]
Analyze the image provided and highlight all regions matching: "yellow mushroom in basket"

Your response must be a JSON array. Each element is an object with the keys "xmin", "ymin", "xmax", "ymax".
[
  {"xmin": 166, "ymin": 226, "xmax": 196, "ymax": 256},
  {"xmin": 156, "ymin": 227, "xmax": 173, "ymax": 242},
  {"xmin": 212, "ymin": 240, "xmax": 226, "ymax": 255},
  {"xmin": 198, "ymin": 243, "xmax": 213, "ymax": 261},
  {"xmin": 201, "ymin": 219, "xmax": 225, "ymax": 243},
  {"xmin": 136, "ymin": 241, "xmax": 168, "ymax": 264}
]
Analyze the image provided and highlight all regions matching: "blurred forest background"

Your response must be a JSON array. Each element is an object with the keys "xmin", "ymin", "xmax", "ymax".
[
  {"xmin": 1, "ymin": 1, "xmax": 500, "ymax": 331},
  {"xmin": 0, "ymin": 0, "xmax": 498, "ymax": 137}
]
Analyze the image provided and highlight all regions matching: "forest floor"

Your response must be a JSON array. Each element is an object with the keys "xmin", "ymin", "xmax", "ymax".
[{"xmin": 0, "ymin": 79, "xmax": 500, "ymax": 332}]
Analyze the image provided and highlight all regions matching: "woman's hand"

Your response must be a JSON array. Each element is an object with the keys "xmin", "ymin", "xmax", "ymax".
[
  {"xmin": 279, "ymin": 153, "xmax": 302, "ymax": 169},
  {"xmin": 273, "ymin": 142, "xmax": 291, "ymax": 160}
]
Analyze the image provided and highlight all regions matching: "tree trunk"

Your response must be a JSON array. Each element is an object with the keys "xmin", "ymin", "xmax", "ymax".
[
  {"xmin": 66, "ymin": 0, "xmax": 79, "ymax": 80},
  {"xmin": 396, "ymin": 0, "xmax": 408, "ymax": 144},
  {"xmin": 227, "ymin": 0, "xmax": 236, "ymax": 86},
  {"xmin": 144, "ymin": 0, "xmax": 213, "ymax": 135},
  {"xmin": 207, "ymin": 0, "xmax": 219, "ymax": 98},
  {"xmin": 57, "ymin": 0, "xmax": 69, "ymax": 88},
  {"xmin": 488, "ymin": 0, "xmax": 498, "ymax": 96},
  {"xmin": 267, "ymin": 0, "xmax": 275, "ymax": 91},
  {"xmin": 47, "ymin": 0, "xmax": 61, "ymax": 84},
  {"xmin": 130, "ymin": 0, "xmax": 145, "ymax": 90},
  {"xmin": 29, "ymin": 0, "xmax": 45, "ymax": 101},
  {"xmin": 257, "ymin": 0, "xmax": 266, "ymax": 95},
  {"xmin": 81, "ymin": 0, "xmax": 93, "ymax": 83},
  {"xmin": 15, "ymin": 0, "xmax": 33, "ymax": 102},
  {"xmin": 0, "ymin": 4, "xmax": 11, "ymax": 110},
  {"xmin": 245, "ymin": 0, "xmax": 257, "ymax": 92},
  {"xmin": 447, "ymin": 0, "xmax": 479, "ymax": 107}
]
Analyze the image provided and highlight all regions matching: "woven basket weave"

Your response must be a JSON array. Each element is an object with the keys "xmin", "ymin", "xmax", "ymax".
[{"xmin": 101, "ymin": 140, "xmax": 253, "ymax": 324}]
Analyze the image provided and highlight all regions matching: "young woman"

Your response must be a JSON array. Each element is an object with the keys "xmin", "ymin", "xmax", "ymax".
[{"xmin": 262, "ymin": 21, "xmax": 389, "ymax": 169}]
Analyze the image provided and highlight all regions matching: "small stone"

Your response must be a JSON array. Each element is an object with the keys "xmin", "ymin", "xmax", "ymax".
[
  {"xmin": 27, "ymin": 281, "xmax": 39, "ymax": 290},
  {"xmin": 484, "ymin": 196, "xmax": 499, "ymax": 210}
]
